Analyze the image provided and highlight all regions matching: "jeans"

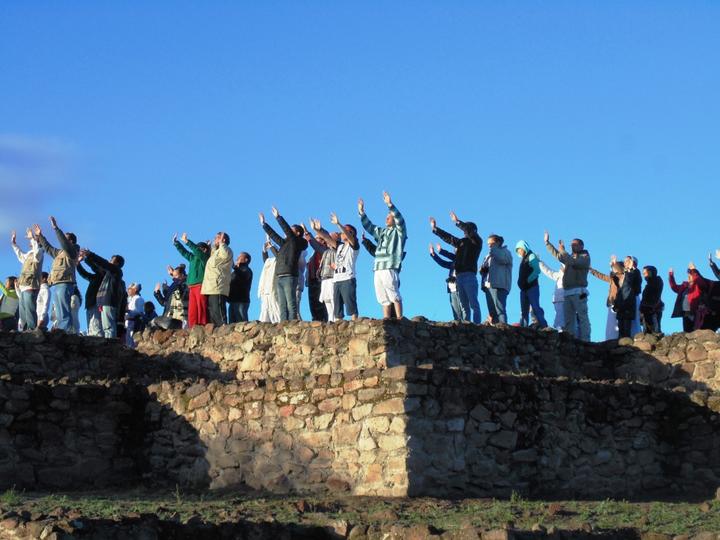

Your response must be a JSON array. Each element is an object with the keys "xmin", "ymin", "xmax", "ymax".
[
  {"xmin": 276, "ymin": 275, "xmax": 299, "ymax": 321},
  {"xmin": 208, "ymin": 295, "xmax": 227, "ymax": 326},
  {"xmin": 228, "ymin": 302, "xmax": 250, "ymax": 323},
  {"xmin": 520, "ymin": 285, "xmax": 547, "ymax": 328},
  {"xmin": 449, "ymin": 291, "xmax": 463, "ymax": 321},
  {"xmin": 333, "ymin": 278, "xmax": 358, "ymax": 320},
  {"xmin": 19, "ymin": 290, "xmax": 38, "ymax": 330},
  {"xmin": 455, "ymin": 272, "xmax": 481, "ymax": 323},
  {"xmin": 563, "ymin": 293, "xmax": 591, "ymax": 341},
  {"xmin": 100, "ymin": 305, "xmax": 117, "ymax": 338},
  {"xmin": 485, "ymin": 287, "xmax": 508, "ymax": 324},
  {"xmin": 52, "ymin": 283, "xmax": 74, "ymax": 331},
  {"xmin": 86, "ymin": 307, "xmax": 102, "ymax": 336}
]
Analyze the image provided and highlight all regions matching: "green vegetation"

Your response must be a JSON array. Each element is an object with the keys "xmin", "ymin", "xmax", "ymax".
[{"xmin": 1, "ymin": 490, "xmax": 718, "ymax": 535}]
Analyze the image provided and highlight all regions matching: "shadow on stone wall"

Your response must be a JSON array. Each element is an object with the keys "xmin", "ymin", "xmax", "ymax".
[{"xmin": 403, "ymin": 355, "xmax": 720, "ymax": 501}]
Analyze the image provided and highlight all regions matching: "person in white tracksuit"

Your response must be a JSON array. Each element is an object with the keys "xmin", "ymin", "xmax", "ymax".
[{"xmin": 258, "ymin": 242, "xmax": 280, "ymax": 323}]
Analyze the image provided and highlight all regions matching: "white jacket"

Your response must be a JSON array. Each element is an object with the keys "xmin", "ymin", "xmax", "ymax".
[{"xmin": 539, "ymin": 261, "xmax": 564, "ymax": 303}]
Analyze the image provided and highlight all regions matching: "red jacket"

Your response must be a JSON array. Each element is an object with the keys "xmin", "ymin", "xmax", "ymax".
[{"xmin": 669, "ymin": 269, "xmax": 710, "ymax": 315}]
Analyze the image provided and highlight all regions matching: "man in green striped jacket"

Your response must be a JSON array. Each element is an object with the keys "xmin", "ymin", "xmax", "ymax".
[{"xmin": 359, "ymin": 191, "xmax": 407, "ymax": 320}]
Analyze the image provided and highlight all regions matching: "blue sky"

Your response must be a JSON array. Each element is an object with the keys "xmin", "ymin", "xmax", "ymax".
[{"xmin": 1, "ymin": 2, "xmax": 719, "ymax": 339}]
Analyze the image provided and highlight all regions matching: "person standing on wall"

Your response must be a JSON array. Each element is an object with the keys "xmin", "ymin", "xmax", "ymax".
[
  {"xmin": 174, "ymin": 233, "xmax": 210, "ymax": 328},
  {"xmin": 34, "ymin": 217, "xmax": 79, "ymax": 333},
  {"xmin": 11, "ymin": 229, "xmax": 44, "ymax": 331},
  {"xmin": 260, "ymin": 207, "xmax": 308, "ymax": 321},
  {"xmin": 430, "ymin": 212, "xmax": 482, "ymax": 323},
  {"xmin": 201, "ymin": 232, "xmax": 233, "ymax": 326},
  {"xmin": 228, "ymin": 252, "xmax": 253, "ymax": 323},
  {"xmin": 544, "ymin": 231, "xmax": 591, "ymax": 341},
  {"xmin": 480, "ymin": 235, "xmax": 513, "ymax": 324},
  {"xmin": 359, "ymin": 191, "xmax": 407, "ymax": 320}
]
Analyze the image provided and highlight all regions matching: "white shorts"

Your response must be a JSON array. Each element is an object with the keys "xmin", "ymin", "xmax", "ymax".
[
  {"xmin": 320, "ymin": 279, "xmax": 335, "ymax": 303},
  {"xmin": 374, "ymin": 269, "xmax": 401, "ymax": 306}
]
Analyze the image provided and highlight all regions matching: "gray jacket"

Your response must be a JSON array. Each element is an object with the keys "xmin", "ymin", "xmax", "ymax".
[
  {"xmin": 481, "ymin": 245, "xmax": 513, "ymax": 291},
  {"xmin": 545, "ymin": 242, "xmax": 590, "ymax": 290}
]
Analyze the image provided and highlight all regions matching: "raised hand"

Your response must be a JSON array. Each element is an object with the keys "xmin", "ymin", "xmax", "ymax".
[
  {"xmin": 428, "ymin": 243, "xmax": 434, "ymax": 255},
  {"xmin": 716, "ymin": 249, "xmax": 720, "ymax": 260},
  {"xmin": 449, "ymin": 211, "xmax": 458, "ymax": 223},
  {"xmin": 155, "ymin": 283, "xmax": 162, "ymax": 292},
  {"xmin": 25, "ymin": 228, "xmax": 33, "ymax": 239},
  {"xmin": 558, "ymin": 239, "xmax": 565, "ymax": 251},
  {"xmin": 543, "ymin": 231, "xmax": 550, "ymax": 244},
  {"xmin": 181, "ymin": 232, "xmax": 188, "ymax": 243},
  {"xmin": 49, "ymin": 216, "xmax": 57, "ymax": 229},
  {"xmin": 429, "ymin": 217, "xmax": 436, "ymax": 230},
  {"xmin": 33, "ymin": 224, "xmax": 42, "ymax": 236},
  {"xmin": 172, "ymin": 233, "xmax": 178, "ymax": 243},
  {"xmin": 383, "ymin": 191, "xmax": 392, "ymax": 207},
  {"xmin": 271, "ymin": 206, "xmax": 279, "ymax": 218},
  {"xmin": 688, "ymin": 261, "xmax": 696, "ymax": 270},
  {"xmin": 357, "ymin": 198, "xmax": 365, "ymax": 214},
  {"xmin": 330, "ymin": 212, "xmax": 340, "ymax": 225},
  {"xmin": 669, "ymin": 268, "xmax": 674, "ymax": 275},
  {"xmin": 258, "ymin": 212, "xmax": 265, "ymax": 225},
  {"xmin": 610, "ymin": 254, "xmax": 617, "ymax": 264},
  {"xmin": 436, "ymin": 243, "xmax": 442, "ymax": 252},
  {"xmin": 10, "ymin": 230, "xmax": 16, "ymax": 244},
  {"xmin": 167, "ymin": 265, "xmax": 174, "ymax": 275}
]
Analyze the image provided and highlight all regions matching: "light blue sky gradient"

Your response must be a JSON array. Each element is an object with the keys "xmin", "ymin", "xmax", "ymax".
[{"xmin": 1, "ymin": 2, "xmax": 719, "ymax": 338}]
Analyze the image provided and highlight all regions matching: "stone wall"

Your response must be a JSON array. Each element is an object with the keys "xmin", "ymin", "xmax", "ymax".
[{"xmin": 1, "ymin": 322, "xmax": 720, "ymax": 498}]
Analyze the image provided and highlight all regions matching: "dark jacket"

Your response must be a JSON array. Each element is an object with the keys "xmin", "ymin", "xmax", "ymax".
[
  {"xmin": 431, "ymin": 249, "xmax": 456, "ymax": 294},
  {"xmin": 432, "ymin": 221, "xmax": 482, "ymax": 274},
  {"xmin": 85, "ymin": 251, "xmax": 124, "ymax": 308},
  {"xmin": 516, "ymin": 241, "xmax": 540, "ymax": 291},
  {"xmin": 228, "ymin": 264, "xmax": 253, "ymax": 303},
  {"xmin": 710, "ymin": 260, "xmax": 720, "ymax": 280},
  {"xmin": 263, "ymin": 216, "xmax": 308, "ymax": 278},
  {"xmin": 154, "ymin": 279, "xmax": 188, "ymax": 321},
  {"xmin": 77, "ymin": 261, "xmax": 103, "ymax": 309},
  {"xmin": 640, "ymin": 268, "xmax": 664, "ymax": 315},
  {"xmin": 612, "ymin": 267, "xmax": 642, "ymax": 320}
]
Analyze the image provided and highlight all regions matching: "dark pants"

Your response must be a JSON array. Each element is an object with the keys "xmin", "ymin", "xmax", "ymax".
[
  {"xmin": 520, "ymin": 285, "xmax": 547, "ymax": 328},
  {"xmin": 618, "ymin": 318, "xmax": 633, "ymax": 338},
  {"xmin": 334, "ymin": 278, "xmax": 358, "ymax": 320},
  {"xmin": 276, "ymin": 275, "xmax": 299, "ymax": 321},
  {"xmin": 640, "ymin": 310, "xmax": 662, "ymax": 334},
  {"xmin": 208, "ymin": 295, "xmax": 227, "ymax": 326},
  {"xmin": 228, "ymin": 302, "xmax": 250, "ymax": 323},
  {"xmin": 0, "ymin": 317, "xmax": 17, "ymax": 332},
  {"xmin": 308, "ymin": 281, "xmax": 327, "ymax": 322}
]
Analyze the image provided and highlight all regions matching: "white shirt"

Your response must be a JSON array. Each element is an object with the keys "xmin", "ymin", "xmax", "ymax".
[
  {"xmin": 12, "ymin": 239, "xmax": 44, "ymax": 293},
  {"xmin": 333, "ymin": 242, "xmax": 359, "ymax": 282},
  {"xmin": 37, "ymin": 283, "xmax": 51, "ymax": 326}
]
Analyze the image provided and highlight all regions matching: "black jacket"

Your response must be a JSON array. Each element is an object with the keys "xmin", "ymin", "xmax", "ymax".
[
  {"xmin": 640, "ymin": 270, "xmax": 664, "ymax": 314},
  {"xmin": 432, "ymin": 220, "xmax": 482, "ymax": 274},
  {"xmin": 85, "ymin": 252, "xmax": 124, "ymax": 309},
  {"xmin": 228, "ymin": 264, "xmax": 253, "ymax": 303},
  {"xmin": 612, "ymin": 268, "xmax": 642, "ymax": 320},
  {"xmin": 77, "ymin": 261, "xmax": 103, "ymax": 309},
  {"xmin": 263, "ymin": 216, "xmax": 308, "ymax": 278}
]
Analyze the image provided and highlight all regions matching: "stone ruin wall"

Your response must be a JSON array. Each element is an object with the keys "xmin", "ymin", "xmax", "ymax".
[{"xmin": 0, "ymin": 322, "xmax": 719, "ymax": 499}]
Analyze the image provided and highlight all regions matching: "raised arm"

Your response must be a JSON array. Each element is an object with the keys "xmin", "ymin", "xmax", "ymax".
[
  {"xmin": 438, "ymin": 247, "xmax": 456, "ymax": 261},
  {"xmin": 50, "ymin": 218, "xmax": 78, "ymax": 258},
  {"xmin": 361, "ymin": 233, "xmax": 377, "ymax": 257},
  {"xmin": 330, "ymin": 213, "xmax": 358, "ymax": 249},
  {"xmin": 429, "ymin": 247, "xmax": 454, "ymax": 270},
  {"xmin": 85, "ymin": 250, "xmax": 121, "ymax": 275},
  {"xmin": 76, "ymin": 260, "xmax": 97, "ymax": 282},
  {"xmin": 589, "ymin": 268, "xmax": 611, "ymax": 283},
  {"xmin": 35, "ymin": 226, "xmax": 60, "ymax": 258},
  {"xmin": 174, "ymin": 238, "xmax": 193, "ymax": 262},
  {"xmin": 539, "ymin": 260, "xmax": 561, "ymax": 282},
  {"xmin": 431, "ymin": 217, "xmax": 460, "ymax": 248},
  {"xmin": 709, "ymin": 252, "xmax": 720, "ymax": 280},
  {"xmin": 261, "ymin": 216, "xmax": 285, "ymax": 246}
]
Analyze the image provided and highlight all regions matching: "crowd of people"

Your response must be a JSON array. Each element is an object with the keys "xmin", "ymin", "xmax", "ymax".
[{"xmin": 1, "ymin": 194, "xmax": 719, "ymax": 346}]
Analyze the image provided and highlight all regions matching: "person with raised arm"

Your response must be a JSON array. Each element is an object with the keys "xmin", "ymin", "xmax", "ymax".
[
  {"xmin": 669, "ymin": 263, "xmax": 713, "ymax": 332},
  {"xmin": 78, "ymin": 248, "xmax": 125, "ymax": 338},
  {"xmin": 200, "ymin": 232, "xmax": 233, "ymax": 326},
  {"xmin": 709, "ymin": 249, "xmax": 720, "ymax": 280},
  {"xmin": 612, "ymin": 256, "xmax": 642, "ymax": 338},
  {"xmin": 430, "ymin": 212, "xmax": 482, "ymax": 323},
  {"xmin": 429, "ymin": 243, "xmax": 462, "ymax": 321},
  {"xmin": 359, "ymin": 191, "xmax": 407, "ymax": 320},
  {"xmin": 258, "ymin": 239, "xmax": 281, "ymax": 323},
  {"xmin": 174, "ymin": 232, "xmax": 210, "ymax": 327},
  {"xmin": 539, "ymin": 260, "xmax": 565, "ymax": 330},
  {"xmin": 34, "ymin": 217, "xmax": 79, "ymax": 332},
  {"xmin": 259, "ymin": 207, "xmax": 308, "ymax": 321},
  {"xmin": 544, "ymin": 231, "xmax": 591, "ymax": 341},
  {"xmin": 10, "ymin": 228, "xmax": 44, "ymax": 330},
  {"xmin": 303, "ymin": 225, "xmax": 330, "ymax": 322},
  {"xmin": 590, "ymin": 255, "xmax": 625, "ymax": 340},
  {"xmin": 313, "ymin": 212, "xmax": 360, "ymax": 321}
]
